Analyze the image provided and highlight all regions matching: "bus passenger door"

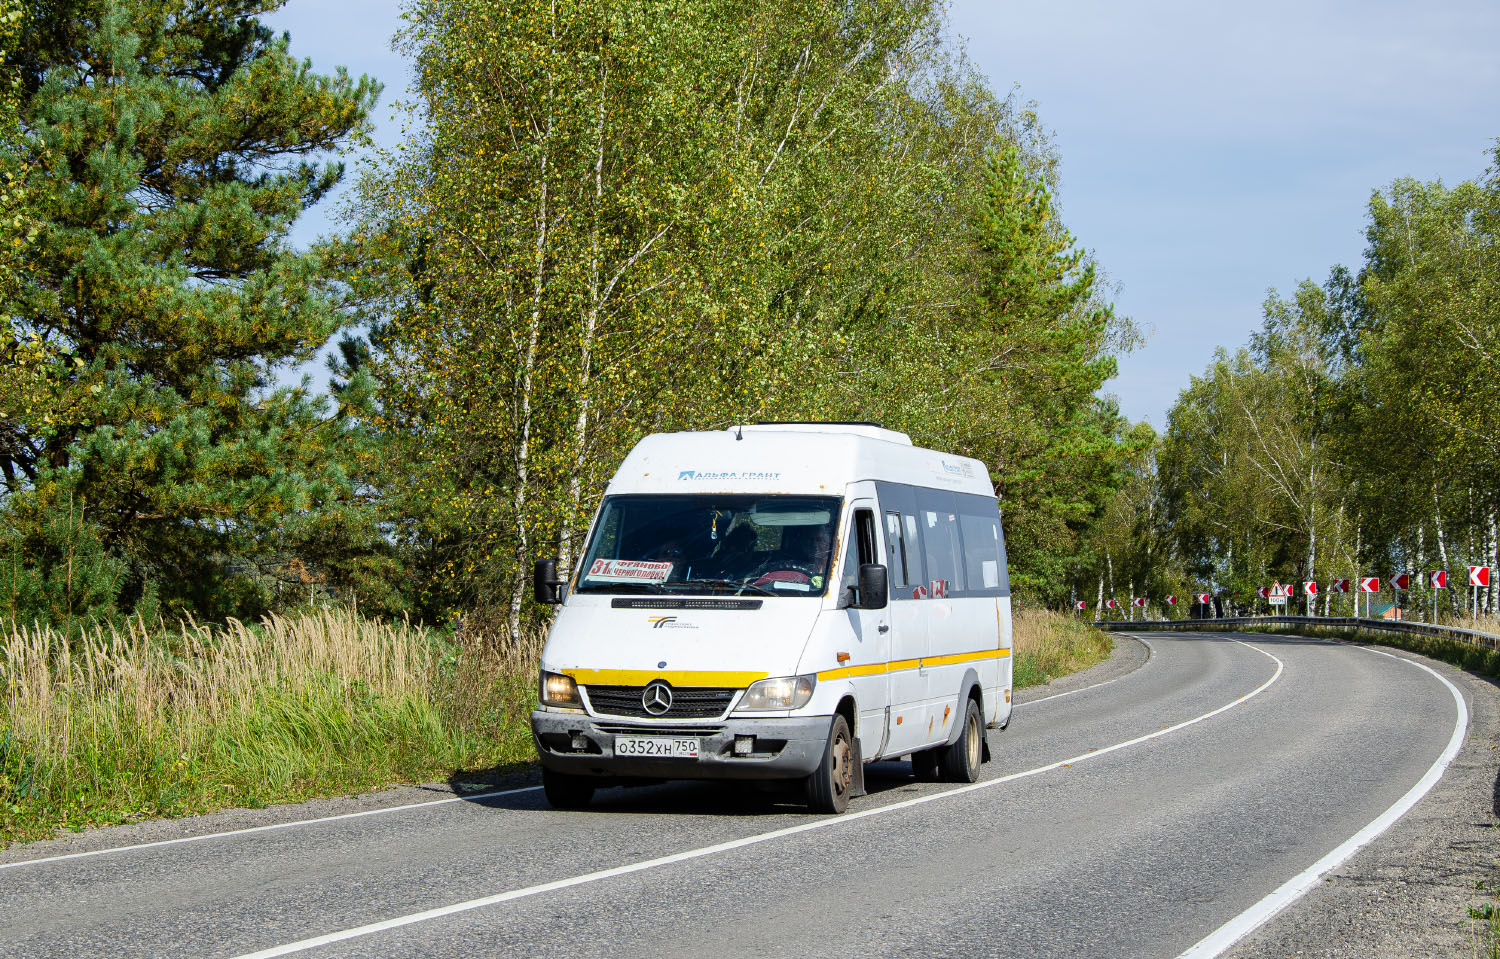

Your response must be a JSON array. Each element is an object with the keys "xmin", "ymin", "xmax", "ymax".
[
  {"xmin": 837, "ymin": 499, "xmax": 889, "ymax": 761},
  {"xmin": 881, "ymin": 503, "xmax": 932, "ymax": 758}
]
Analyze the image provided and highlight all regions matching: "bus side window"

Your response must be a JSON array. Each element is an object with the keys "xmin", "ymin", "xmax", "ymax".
[{"xmin": 885, "ymin": 511, "xmax": 909, "ymax": 586}]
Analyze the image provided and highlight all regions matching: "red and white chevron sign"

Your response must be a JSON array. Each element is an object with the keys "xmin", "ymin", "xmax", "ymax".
[
  {"xmin": 1429, "ymin": 570, "xmax": 1448, "ymax": 588},
  {"xmin": 1075, "ymin": 600, "xmax": 1086, "ymax": 610},
  {"xmin": 1166, "ymin": 595, "xmax": 1177, "ymax": 605},
  {"xmin": 1358, "ymin": 577, "xmax": 1380, "ymax": 593},
  {"xmin": 1330, "ymin": 578, "xmax": 1350, "ymax": 593},
  {"xmin": 1196, "ymin": 593, "xmax": 1212, "ymax": 603},
  {"xmin": 1132, "ymin": 597, "xmax": 1147, "ymax": 608},
  {"xmin": 1257, "ymin": 586, "xmax": 1270, "ymax": 599},
  {"xmin": 1303, "ymin": 581, "xmax": 1318, "ymax": 595},
  {"xmin": 1106, "ymin": 599, "xmax": 1120, "ymax": 609},
  {"xmin": 1471, "ymin": 566, "xmax": 1492, "ymax": 587},
  {"xmin": 1390, "ymin": 572, "xmax": 1412, "ymax": 590}
]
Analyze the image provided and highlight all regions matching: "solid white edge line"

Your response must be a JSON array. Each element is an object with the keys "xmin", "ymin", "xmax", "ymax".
[
  {"xmin": 1021, "ymin": 634, "xmax": 1155, "ymax": 707},
  {"xmin": 226, "ymin": 639, "xmax": 1284, "ymax": 959},
  {"xmin": 1175, "ymin": 645, "xmax": 1470, "ymax": 959},
  {"xmin": 0, "ymin": 786, "xmax": 542, "ymax": 873}
]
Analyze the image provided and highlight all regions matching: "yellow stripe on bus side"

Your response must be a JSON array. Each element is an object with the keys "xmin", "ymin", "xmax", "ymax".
[
  {"xmin": 816, "ymin": 649, "xmax": 1010, "ymax": 681},
  {"xmin": 562, "ymin": 668, "xmax": 770, "ymax": 688}
]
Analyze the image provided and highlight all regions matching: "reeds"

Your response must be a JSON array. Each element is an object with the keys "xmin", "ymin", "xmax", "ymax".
[{"xmin": 0, "ymin": 609, "xmax": 544, "ymax": 846}]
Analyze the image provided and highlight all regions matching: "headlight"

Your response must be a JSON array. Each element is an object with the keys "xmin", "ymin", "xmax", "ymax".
[
  {"xmin": 738, "ymin": 675, "xmax": 816, "ymax": 711},
  {"xmin": 540, "ymin": 671, "xmax": 581, "ymax": 707}
]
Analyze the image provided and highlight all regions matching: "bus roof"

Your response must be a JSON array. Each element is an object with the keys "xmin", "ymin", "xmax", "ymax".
[{"xmin": 608, "ymin": 426, "xmax": 996, "ymax": 498}]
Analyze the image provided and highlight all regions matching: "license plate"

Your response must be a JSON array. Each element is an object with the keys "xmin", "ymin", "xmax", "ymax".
[{"xmin": 613, "ymin": 736, "xmax": 699, "ymax": 758}]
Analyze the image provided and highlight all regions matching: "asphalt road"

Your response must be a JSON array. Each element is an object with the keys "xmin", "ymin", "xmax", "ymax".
[{"xmin": 0, "ymin": 631, "xmax": 1476, "ymax": 959}]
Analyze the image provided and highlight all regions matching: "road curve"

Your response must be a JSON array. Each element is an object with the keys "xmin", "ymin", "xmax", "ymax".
[{"xmin": 0, "ymin": 632, "xmax": 1470, "ymax": 959}]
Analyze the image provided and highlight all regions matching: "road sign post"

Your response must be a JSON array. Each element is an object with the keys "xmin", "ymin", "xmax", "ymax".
[{"xmin": 1470, "ymin": 566, "xmax": 1491, "ymax": 622}]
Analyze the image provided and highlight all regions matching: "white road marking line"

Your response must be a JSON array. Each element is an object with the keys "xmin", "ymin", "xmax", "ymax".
[
  {"xmin": 1021, "ymin": 635, "xmax": 1155, "ymax": 707},
  {"xmin": 227, "ymin": 640, "xmax": 1284, "ymax": 959},
  {"xmin": 1175, "ymin": 643, "xmax": 1469, "ymax": 959},
  {"xmin": 0, "ymin": 786, "xmax": 542, "ymax": 873}
]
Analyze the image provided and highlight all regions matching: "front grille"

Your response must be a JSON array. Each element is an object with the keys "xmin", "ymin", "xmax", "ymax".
[
  {"xmin": 584, "ymin": 685, "xmax": 737, "ymax": 719},
  {"xmin": 594, "ymin": 723, "xmax": 725, "ymax": 737}
]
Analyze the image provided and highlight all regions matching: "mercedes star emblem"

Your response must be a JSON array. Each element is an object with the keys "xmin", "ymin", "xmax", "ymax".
[{"xmin": 642, "ymin": 681, "xmax": 673, "ymax": 716}]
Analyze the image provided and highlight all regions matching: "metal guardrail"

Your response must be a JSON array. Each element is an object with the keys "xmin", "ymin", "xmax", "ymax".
[{"xmin": 1090, "ymin": 615, "xmax": 1500, "ymax": 652}]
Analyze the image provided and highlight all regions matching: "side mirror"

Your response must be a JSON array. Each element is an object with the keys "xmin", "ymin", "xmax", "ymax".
[
  {"xmin": 856, "ymin": 563, "xmax": 888, "ymax": 610},
  {"xmin": 533, "ymin": 559, "xmax": 566, "ymax": 605}
]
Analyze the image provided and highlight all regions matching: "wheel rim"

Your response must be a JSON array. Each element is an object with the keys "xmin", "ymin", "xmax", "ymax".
[
  {"xmin": 965, "ymin": 710, "xmax": 981, "ymax": 769},
  {"xmin": 832, "ymin": 729, "xmax": 852, "ymax": 797}
]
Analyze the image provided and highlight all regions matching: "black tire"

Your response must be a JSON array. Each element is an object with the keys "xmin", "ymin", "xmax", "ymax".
[
  {"xmin": 937, "ymin": 698, "xmax": 984, "ymax": 783},
  {"xmin": 806, "ymin": 714, "xmax": 855, "ymax": 814},
  {"xmin": 909, "ymin": 748, "xmax": 940, "ymax": 781},
  {"xmin": 542, "ymin": 767, "xmax": 596, "ymax": 810}
]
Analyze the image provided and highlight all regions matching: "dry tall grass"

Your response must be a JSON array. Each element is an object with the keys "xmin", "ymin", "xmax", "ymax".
[
  {"xmin": 0, "ymin": 609, "xmax": 542, "ymax": 846},
  {"xmin": 1012, "ymin": 608, "xmax": 1113, "ymax": 689}
]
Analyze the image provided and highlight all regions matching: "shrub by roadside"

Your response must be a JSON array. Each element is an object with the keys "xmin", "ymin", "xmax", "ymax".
[
  {"xmin": 0, "ymin": 609, "xmax": 540, "ymax": 847},
  {"xmin": 1012, "ymin": 609, "xmax": 1113, "ymax": 689}
]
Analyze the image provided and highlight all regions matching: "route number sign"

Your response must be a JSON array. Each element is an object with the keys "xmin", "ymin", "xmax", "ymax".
[
  {"xmin": 1470, "ymin": 566, "xmax": 1492, "ymax": 587},
  {"xmin": 1358, "ymin": 577, "xmax": 1380, "ymax": 593}
]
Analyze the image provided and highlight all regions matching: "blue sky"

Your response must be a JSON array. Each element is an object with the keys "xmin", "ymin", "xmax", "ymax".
[{"xmin": 266, "ymin": 0, "xmax": 1500, "ymax": 427}]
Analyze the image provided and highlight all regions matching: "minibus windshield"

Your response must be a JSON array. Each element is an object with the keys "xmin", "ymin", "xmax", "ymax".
[{"xmin": 574, "ymin": 494, "xmax": 842, "ymax": 597}]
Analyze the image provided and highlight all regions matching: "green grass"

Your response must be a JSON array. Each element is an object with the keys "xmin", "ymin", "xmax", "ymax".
[
  {"xmin": 0, "ymin": 610, "xmax": 540, "ymax": 847},
  {"xmin": 1012, "ymin": 609, "xmax": 1114, "ymax": 689}
]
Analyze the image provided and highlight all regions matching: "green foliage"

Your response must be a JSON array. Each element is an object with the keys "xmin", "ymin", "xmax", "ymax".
[
  {"xmin": 0, "ymin": 0, "xmax": 381, "ymax": 620},
  {"xmin": 353, "ymin": 0, "xmax": 1137, "ymax": 632},
  {"xmin": 1123, "ymin": 139, "xmax": 1500, "ymax": 617},
  {"xmin": 1, "ymin": 493, "xmax": 127, "ymax": 629}
]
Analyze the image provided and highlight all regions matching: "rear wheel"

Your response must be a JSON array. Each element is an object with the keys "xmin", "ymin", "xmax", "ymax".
[
  {"xmin": 937, "ymin": 698, "xmax": 983, "ymax": 783},
  {"xmin": 806, "ymin": 714, "xmax": 854, "ymax": 814},
  {"xmin": 542, "ymin": 767, "xmax": 596, "ymax": 810}
]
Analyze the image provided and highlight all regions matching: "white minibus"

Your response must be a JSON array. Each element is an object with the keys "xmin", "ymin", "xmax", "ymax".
[{"xmin": 530, "ymin": 422, "xmax": 1012, "ymax": 813}]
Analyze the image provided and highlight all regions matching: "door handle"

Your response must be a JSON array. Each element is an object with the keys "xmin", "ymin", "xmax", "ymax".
[{"xmin": 878, "ymin": 624, "xmax": 890, "ymax": 633}]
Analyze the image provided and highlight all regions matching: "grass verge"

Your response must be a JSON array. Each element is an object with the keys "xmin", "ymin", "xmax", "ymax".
[
  {"xmin": 0, "ymin": 609, "xmax": 540, "ymax": 848},
  {"xmin": 1012, "ymin": 609, "xmax": 1113, "ymax": 689}
]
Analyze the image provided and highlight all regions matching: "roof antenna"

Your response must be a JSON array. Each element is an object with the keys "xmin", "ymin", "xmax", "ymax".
[{"xmin": 735, "ymin": 420, "xmax": 744, "ymax": 441}]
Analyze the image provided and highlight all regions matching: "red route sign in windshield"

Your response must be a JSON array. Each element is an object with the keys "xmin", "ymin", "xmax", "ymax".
[{"xmin": 587, "ymin": 559, "xmax": 674, "ymax": 583}]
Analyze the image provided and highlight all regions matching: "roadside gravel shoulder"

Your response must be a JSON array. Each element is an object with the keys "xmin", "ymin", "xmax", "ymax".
[{"xmin": 1225, "ymin": 639, "xmax": 1500, "ymax": 959}]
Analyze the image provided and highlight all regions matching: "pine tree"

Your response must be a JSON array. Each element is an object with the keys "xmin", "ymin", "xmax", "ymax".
[{"xmin": 0, "ymin": 0, "xmax": 378, "ymax": 619}]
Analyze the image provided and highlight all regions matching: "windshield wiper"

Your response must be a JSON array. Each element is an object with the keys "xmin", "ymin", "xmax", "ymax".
[
  {"xmin": 672, "ymin": 579, "xmax": 776, "ymax": 597},
  {"xmin": 574, "ymin": 582, "xmax": 670, "ymax": 594}
]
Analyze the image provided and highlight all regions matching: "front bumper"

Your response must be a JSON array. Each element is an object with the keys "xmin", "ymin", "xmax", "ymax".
[{"xmin": 531, "ymin": 710, "xmax": 832, "ymax": 780}]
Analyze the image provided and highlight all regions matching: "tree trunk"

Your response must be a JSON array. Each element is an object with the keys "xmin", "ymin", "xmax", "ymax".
[{"xmin": 508, "ymin": 7, "xmax": 557, "ymax": 644}]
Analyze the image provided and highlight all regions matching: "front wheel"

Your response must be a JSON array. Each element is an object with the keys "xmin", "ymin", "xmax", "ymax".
[
  {"xmin": 805, "ymin": 715, "xmax": 854, "ymax": 814},
  {"xmin": 542, "ymin": 767, "xmax": 596, "ymax": 810},
  {"xmin": 937, "ymin": 699, "xmax": 984, "ymax": 783}
]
